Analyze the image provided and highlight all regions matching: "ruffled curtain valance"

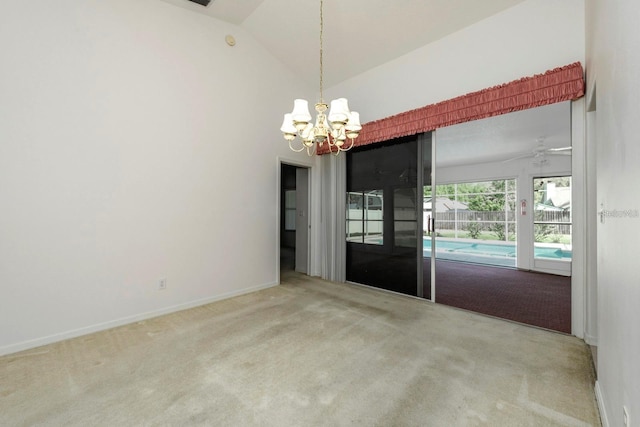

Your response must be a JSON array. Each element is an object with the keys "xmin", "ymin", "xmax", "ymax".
[{"xmin": 318, "ymin": 62, "xmax": 584, "ymax": 155}]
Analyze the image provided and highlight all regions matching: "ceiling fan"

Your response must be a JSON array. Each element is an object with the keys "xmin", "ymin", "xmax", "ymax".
[{"xmin": 503, "ymin": 137, "xmax": 572, "ymax": 165}]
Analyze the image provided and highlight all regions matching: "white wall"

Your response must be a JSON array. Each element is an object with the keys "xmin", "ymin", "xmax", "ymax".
[
  {"xmin": 326, "ymin": 0, "xmax": 585, "ymax": 122},
  {"xmin": 0, "ymin": 0, "xmax": 314, "ymax": 355},
  {"xmin": 585, "ymin": 1, "xmax": 640, "ymax": 426}
]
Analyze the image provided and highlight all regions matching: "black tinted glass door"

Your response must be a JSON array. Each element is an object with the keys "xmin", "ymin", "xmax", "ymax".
[{"xmin": 346, "ymin": 137, "xmax": 420, "ymax": 296}]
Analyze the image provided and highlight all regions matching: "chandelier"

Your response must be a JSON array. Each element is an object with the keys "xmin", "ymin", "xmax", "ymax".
[{"xmin": 279, "ymin": 0, "xmax": 361, "ymax": 156}]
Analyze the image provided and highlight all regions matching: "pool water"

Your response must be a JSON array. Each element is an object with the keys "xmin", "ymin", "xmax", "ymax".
[{"xmin": 423, "ymin": 238, "xmax": 572, "ymax": 260}]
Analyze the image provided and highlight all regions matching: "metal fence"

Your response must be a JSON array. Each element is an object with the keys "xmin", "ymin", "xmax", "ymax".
[{"xmin": 433, "ymin": 210, "xmax": 571, "ymax": 234}]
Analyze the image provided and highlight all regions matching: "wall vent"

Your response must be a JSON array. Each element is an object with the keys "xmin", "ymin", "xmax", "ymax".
[{"xmin": 187, "ymin": 0, "xmax": 211, "ymax": 6}]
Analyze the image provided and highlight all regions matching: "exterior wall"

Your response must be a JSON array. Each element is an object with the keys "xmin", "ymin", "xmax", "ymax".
[{"xmin": 0, "ymin": 0, "xmax": 314, "ymax": 355}]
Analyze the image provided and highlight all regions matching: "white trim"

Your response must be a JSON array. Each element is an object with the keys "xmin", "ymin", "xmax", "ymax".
[
  {"xmin": 431, "ymin": 131, "xmax": 437, "ymax": 302},
  {"xmin": 533, "ymin": 258, "xmax": 572, "ymax": 277},
  {"xmin": 595, "ymin": 380, "xmax": 609, "ymax": 427},
  {"xmin": 584, "ymin": 333, "xmax": 598, "ymax": 346},
  {"xmin": 0, "ymin": 281, "xmax": 278, "ymax": 357},
  {"xmin": 584, "ymin": 107, "xmax": 598, "ymax": 347},
  {"xmin": 586, "ymin": 75, "xmax": 597, "ymax": 113},
  {"xmin": 571, "ymin": 98, "xmax": 586, "ymax": 339}
]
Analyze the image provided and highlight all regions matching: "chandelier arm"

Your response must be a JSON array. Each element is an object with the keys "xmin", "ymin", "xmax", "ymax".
[
  {"xmin": 307, "ymin": 143, "xmax": 317, "ymax": 156},
  {"xmin": 327, "ymin": 135, "xmax": 342, "ymax": 156},
  {"xmin": 340, "ymin": 138, "xmax": 355, "ymax": 152},
  {"xmin": 326, "ymin": 132, "xmax": 335, "ymax": 148},
  {"xmin": 288, "ymin": 139, "xmax": 307, "ymax": 153}
]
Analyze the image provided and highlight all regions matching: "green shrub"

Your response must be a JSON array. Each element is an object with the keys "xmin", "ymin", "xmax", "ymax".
[
  {"xmin": 466, "ymin": 221, "xmax": 482, "ymax": 239},
  {"xmin": 489, "ymin": 223, "xmax": 505, "ymax": 240}
]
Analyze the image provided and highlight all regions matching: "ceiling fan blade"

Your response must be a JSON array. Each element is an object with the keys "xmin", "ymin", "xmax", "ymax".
[
  {"xmin": 502, "ymin": 153, "xmax": 533, "ymax": 163},
  {"xmin": 503, "ymin": 142, "xmax": 571, "ymax": 163}
]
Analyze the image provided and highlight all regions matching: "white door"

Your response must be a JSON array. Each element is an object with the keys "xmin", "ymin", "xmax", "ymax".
[{"xmin": 295, "ymin": 167, "xmax": 309, "ymax": 274}]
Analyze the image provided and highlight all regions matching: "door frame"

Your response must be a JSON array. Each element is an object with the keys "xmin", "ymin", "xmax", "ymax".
[
  {"xmin": 277, "ymin": 157, "xmax": 314, "ymax": 284},
  {"xmin": 584, "ymin": 83, "xmax": 598, "ymax": 347}
]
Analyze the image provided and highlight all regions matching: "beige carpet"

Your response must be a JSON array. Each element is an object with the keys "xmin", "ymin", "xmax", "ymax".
[{"xmin": 0, "ymin": 272, "xmax": 600, "ymax": 426}]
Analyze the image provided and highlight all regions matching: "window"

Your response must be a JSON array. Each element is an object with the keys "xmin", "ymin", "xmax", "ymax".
[
  {"xmin": 347, "ymin": 190, "xmax": 383, "ymax": 244},
  {"xmin": 426, "ymin": 179, "xmax": 517, "ymax": 241},
  {"xmin": 533, "ymin": 177, "xmax": 572, "ymax": 261},
  {"xmin": 424, "ymin": 179, "xmax": 517, "ymax": 268}
]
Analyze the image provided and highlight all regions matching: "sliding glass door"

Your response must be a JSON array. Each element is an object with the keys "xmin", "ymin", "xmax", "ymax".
[
  {"xmin": 346, "ymin": 133, "xmax": 432, "ymax": 297},
  {"xmin": 422, "ymin": 134, "xmax": 434, "ymax": 300}
]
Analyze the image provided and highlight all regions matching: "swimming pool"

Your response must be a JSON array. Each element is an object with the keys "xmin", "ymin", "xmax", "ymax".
[{"xmin": 423, "ymin": 237, "xmax": 572, "ymax": 264}]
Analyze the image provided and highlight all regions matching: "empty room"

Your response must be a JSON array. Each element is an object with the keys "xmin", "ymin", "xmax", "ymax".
[{"xmin": 1, "ymin": 0, "xmax": 638, "ymax": 425}]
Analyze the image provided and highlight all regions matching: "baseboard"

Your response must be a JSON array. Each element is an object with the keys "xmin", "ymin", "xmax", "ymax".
[
  {"xmin": 0, "ymin": 281, "xmax": 279, "ymax": 357},
  {"xmin": 595, "ymin": 380, "xmax": 609, "ymax": 427},
  {"xmin": 584, "ymin": 332, "xmax": 598, "ymax": 346}
]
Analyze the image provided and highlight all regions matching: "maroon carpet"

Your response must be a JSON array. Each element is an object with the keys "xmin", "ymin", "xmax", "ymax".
[{"xmin": 428, "ymin": 260, "xmax": 571, "ymax": 333}]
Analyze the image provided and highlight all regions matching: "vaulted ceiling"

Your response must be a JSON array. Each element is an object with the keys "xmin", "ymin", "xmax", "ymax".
[
  {"xmin": 159, "ymin": 0, "xmax": 527, "ymax": 87},
  {"xmin": 158, "ymin": 0, "xmax": 572, "ymax": 166}
]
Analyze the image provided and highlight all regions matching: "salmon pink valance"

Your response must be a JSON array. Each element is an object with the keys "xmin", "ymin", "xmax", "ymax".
[{"xmin": 318, "ymin": 62, "xmax": 584, "ymax": 155}]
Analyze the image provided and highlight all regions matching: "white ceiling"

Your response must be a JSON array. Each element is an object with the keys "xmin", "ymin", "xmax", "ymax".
[
  {"xmin": 436, "ymin": 102, "xmax": 572, "ymax": 167},
  {"xmin": 158, "ymin": 0, "xmax": 570, "ymax": 165},
  {"xmin": 159, "ymin": 0, "xmax": 527, "ymax": 87}
]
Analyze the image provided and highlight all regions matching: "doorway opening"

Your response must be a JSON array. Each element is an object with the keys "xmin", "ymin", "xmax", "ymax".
[{"xmin": 280, "ymin": 163, "xmax": 310, "ymax": 275}]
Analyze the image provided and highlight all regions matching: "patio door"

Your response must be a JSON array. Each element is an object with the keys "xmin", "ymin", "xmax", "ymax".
[
  {"xmin": 532, "ymin": 176, "xmax": 572, "ymax": 276},
  {"xmin": 346, "ymin": 134, "xmax": 432, "ymax": 297}
]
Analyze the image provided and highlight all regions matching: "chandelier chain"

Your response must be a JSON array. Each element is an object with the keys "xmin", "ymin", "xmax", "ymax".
[
  {"xmin": 279, "ymin": 0, "xmax": 360, "ymax": 156},
  {"xmin": 319, "ymin": 0, "xmax": 324, "ymax": 103}
]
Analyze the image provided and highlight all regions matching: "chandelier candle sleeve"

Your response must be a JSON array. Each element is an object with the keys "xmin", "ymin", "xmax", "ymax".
[
  {"xmin": 291, "ymin": 99, "xmax": 312, "ymax": 130},
  {"xmin": 328, "ymin": 98, "xmax": 350, "ymax": 126}
]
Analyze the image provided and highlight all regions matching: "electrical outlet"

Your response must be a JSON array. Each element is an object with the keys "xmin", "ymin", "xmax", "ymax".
[
  {"xmin": 623, "ymin": 406, "xmax": 629, "ymax": 427},
  {"xmin": 158, "ymin": 278, "xmax": 167, "ymax": 290}
]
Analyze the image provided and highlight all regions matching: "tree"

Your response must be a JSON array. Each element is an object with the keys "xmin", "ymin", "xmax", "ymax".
[{"xmin": 465, "ymin": 180, "xmax": 510, "ymax": 212}]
